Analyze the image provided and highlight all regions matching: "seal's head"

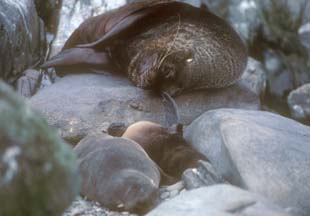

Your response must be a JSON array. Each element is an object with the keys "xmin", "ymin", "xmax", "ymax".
[
  {"xmin": 113, "ymin": 169, "xmax": 159, "ymax": 214},
  {"xmin": 128, "ymin": 48, "xmax": 193, "ymax": 96}
]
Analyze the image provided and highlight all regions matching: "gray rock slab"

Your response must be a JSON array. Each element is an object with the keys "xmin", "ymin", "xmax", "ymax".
[
  {"xmin": 147, "ymin": 184, "xmax": 291, "ymax": 216},
  {"xmin": 185, "ymin": 108, "xmax": 310, "ymax": 215},
  {"xmin": 30, "ymin": 73, "xmax": 259, "ymax": 144}
]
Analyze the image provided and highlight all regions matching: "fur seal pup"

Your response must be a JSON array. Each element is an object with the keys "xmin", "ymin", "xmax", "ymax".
[
  {"xmin": 74, "ymin": 134, "xmax": 161, "ymax": 214},
  {"xmin": 42, "ymin": 0, "xmax": 247, "ymax": 96},
  {"xmin": 108, "ymin": 121, "xmax": 207, "ymax": 179}
]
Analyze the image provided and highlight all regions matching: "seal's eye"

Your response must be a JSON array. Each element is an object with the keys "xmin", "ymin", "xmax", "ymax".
[{"xmin": 186, "ymin": 58, "xmax": 193, "ymax": 63}]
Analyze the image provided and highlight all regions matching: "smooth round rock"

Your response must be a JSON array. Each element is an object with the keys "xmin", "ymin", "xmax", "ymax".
[
  {"xmin": 147, "ymin": 184, "xmax": 291, "ymax": 216},
  {"xmin": 185, "ymin": 109, "xmax": 310, "ymax": 216}
]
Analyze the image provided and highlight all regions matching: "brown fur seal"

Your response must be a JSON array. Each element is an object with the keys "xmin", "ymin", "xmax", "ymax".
[
  {"xmin": 42, "ymin": 0, "xmax": 247, "ymax": 96},
  {"xmin": 74, "ymin": 134, "xmax": 161, "ymax": 214},
  {"xmin": 108, "ymin": 121, "xmax": 207, "ymax": 179}
]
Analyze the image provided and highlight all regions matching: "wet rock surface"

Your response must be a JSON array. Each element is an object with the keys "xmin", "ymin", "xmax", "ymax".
[
  {"xmin": 185, "ymin": 108, "xmax": 310, "ymax": 216},
  {"xmin": 0, "ymin": 81, "xmax": 79, "ymax": 216},
  {"xmin": 288, "ymin": 83, "xmax": 310, "ymax": 124},
  {"xmin": 30, "ymin": 73, "xmax": 260, "ymax": 144},
  {"xmin": 147, "ymin": 185, "xmax": 291, "ymax": 216}
]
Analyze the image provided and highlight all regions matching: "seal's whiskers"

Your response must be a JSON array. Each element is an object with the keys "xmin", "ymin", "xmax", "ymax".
[{"xmin": 157, "ymin": 14, "xmax": 181, "ymax": 70}]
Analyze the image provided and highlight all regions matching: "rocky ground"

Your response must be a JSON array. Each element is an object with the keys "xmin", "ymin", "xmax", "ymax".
[{"xmin": 0, "ymin": 0, "xmax": 310, "ymax": 216}]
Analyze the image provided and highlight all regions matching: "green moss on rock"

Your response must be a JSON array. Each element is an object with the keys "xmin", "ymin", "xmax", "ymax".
[{"xmin": 0, "ymin": 81, "xmax": 80, "ymax": 216}]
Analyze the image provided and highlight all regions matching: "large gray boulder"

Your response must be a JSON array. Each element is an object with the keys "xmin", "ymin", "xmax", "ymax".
[
  {"xmin": 0, "ymin": 81, "xmax": 80, "ymax": 216},
  {"xmin": 0, "ymin": 0, "xmax": 45, "ymax": 83},
  {"xmin": 30, "ymin": 71, "xmax": 259, "ymax": 144},
  {"xmin": 147, "ymin": 185, "xmax": 291, "ymax": 216},
  {"xmin": 184, "ymin": 109, "xmax": 310, "ymax": 216}
]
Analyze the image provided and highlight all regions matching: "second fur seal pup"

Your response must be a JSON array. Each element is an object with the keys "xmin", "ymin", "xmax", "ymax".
[{"xmin": 108, "ymin": 121, "xmax": 207, "ymax": 179}]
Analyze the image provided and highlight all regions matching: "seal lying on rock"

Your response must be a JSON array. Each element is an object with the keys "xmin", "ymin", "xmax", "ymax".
[
  {"xmin": 42, "ymin": 0, "xmax": 247, "ymax": 96},
  {"xmin": 108, "ymin": 121, "xmax": 207, "ymax": 179},
  {"xmin": 74, "ymin": 134, "xmax": 161, "ymax": 214}
]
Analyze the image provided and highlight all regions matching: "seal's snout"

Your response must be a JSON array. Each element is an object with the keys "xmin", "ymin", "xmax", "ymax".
[{"xmin": 159, "ymin": 62, "xmax": 177, "ymax": 80}]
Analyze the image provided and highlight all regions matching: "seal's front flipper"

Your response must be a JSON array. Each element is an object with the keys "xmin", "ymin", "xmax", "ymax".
[
  {"xmin": 41, "ymin": 48, "xmax": 110, "ymax": 68},
  {"xmin": 77, "ymin": 7, "xmax": 154, "ymax": 50},
  {"xmin": 41, "ymin": 48, "xmax": 113, "ymax": 76},
  {"xmin": 77, "ymin": 2, "xmax": 185, "ymax": 50}
]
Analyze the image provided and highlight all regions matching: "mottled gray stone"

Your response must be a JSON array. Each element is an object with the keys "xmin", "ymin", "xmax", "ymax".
[
  {"xmin": 203, "ymin": 0, "xmax": 261, "ymax": 44},
  {"xmin": 30, "ymin": 73, "xmax": 259, "ymax": 144},
  {"xmin": 16, "ymin": 69, "xmax": 41, "ymax": 98},
  {"xmin": 299, "ymin": 22, "xmax": 310, "ymax": 67},
  {"xmin": 185, "ymin": 109, "xmax": 310, "ymax": 216},
  {"xmin": 147, "ymin": 185, "xmax": 291, "ymax": 216},
  {"xmin": 0, "ymin": 81, "xmax": 80, "ymax": 216},
  {"xmin": 241, "ymin": 57, "xmax": 267, "ymax": 96},
  {"xmin": 182, "ymin": 160, "xmax": 225, "ymax": 190},
  {"xmin": 288, "ymin": 83, "xmax": 310, "ymax": 123},
  {"xmin": 204, "ymin": 0, "xmax": 310, "ymax": 44},
  {"xmin": 204, "ymin": 0, "xmax": 310, "ymax": 106},
  {"xmin": 263, "ymin": 49, "xmax": 309, "ymax": 100},
  {"xmin": 0, "ymin": 0, "xmax": 45, "ymax": 83}
]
